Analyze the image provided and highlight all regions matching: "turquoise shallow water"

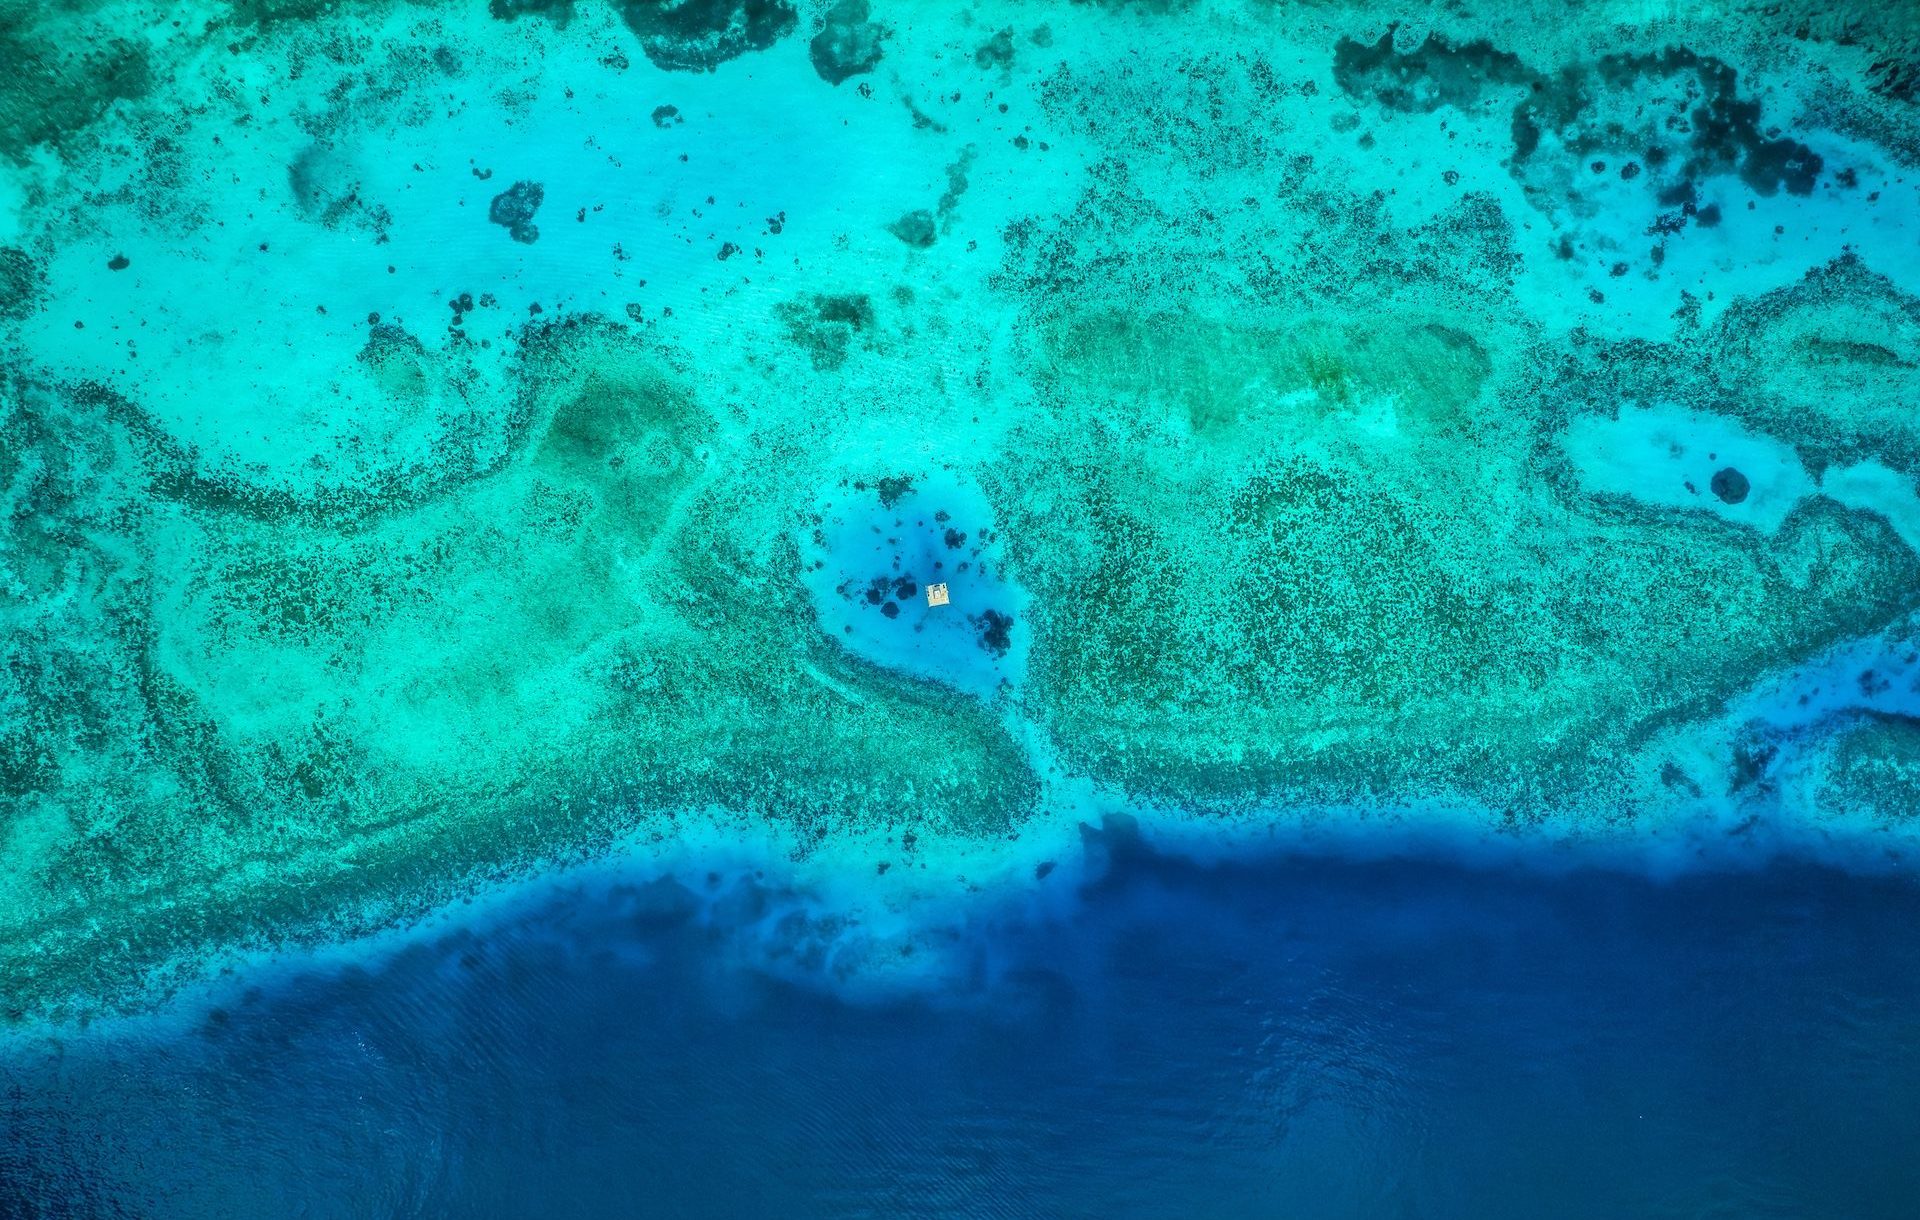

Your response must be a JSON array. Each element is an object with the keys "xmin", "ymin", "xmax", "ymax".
[{"xmin": 5, "ymin": 0, "xmax": 1920, "ymax": 1210}]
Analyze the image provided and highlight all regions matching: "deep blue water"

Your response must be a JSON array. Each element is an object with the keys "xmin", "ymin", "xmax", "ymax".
[{"xmin": 5, "ymin": 826, "xmax": 1920, "ymax": 1219}]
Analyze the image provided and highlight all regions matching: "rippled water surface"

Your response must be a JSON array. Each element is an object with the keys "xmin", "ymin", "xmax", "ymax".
[{"xmin": 7, "ymin": 840, "xmax": 1919, "ymax": 1218}]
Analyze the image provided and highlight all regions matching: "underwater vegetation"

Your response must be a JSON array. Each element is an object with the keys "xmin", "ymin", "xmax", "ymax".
[{"xmin": 2, "ymin": 0, "xmax": 1920, "ymax": 1023}]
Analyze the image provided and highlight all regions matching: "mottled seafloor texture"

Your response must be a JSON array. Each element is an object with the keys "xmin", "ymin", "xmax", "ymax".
[{"xmin": 3, "ymin": 0, "xmax": 1920, "ymax": 1207}]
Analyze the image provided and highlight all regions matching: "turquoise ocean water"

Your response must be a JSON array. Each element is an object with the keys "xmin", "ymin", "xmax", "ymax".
[{"xmin": 4, "ymin": 0, "xmax": 1920, "ymax": 1213}]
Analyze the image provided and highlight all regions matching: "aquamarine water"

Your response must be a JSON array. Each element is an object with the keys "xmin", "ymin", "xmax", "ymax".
[{"xmin": 3, "ymin": 0, "xmax": 1920, "ymax": 1212}]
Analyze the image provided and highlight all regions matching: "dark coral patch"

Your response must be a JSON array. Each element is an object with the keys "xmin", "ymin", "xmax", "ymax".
[
  {"xmin": 809, "ymin": 0, "xmax": 888, "ymax": 85},
  {"xmin": 973, "ymin": 609, "xmax": 1014, "ymax": 657},
  {"xmin": 488, "ymin": 0, "xmax": 576, "ymax": 22},
  {"xmin": 776, "ymin": 293, "xmax": 875, "ymax": 370},
  {"xmin": 355, "ymin": 323, "xmax": 428, "ymax": 386},
  {"xmin": 887, "ymin": 209, "xmax": 937, "ymax": 248},
  {"xmin": 489, "ymin": 180, "xmax": 545, "ymax": 245},
  {"xmin": 1518, "ymin": 48, "xmax": 1823, "ymax": 197},
  {"xmin": 620, "ymin": 0, "xmax": 797, "ymax": 73},
  {"xmin": 875, "ymin": 475, "xmax": 914, "ymax": 508},
  {"xmin": 0, "ymin": 32, "xmax": 151, "ymax": 158},
  {"xmin": 1332, "ymin": 28, "xmax": 1533, "ymax": 114},
  {"xmin": 1710, "ymin": 466, "xmax": 1750, "ymax": 504},
  {"xmin": 1868, "ymin": 57, "xmax": 1920, "ymax": 105},
  {"xmin": 0, "ymin": 246, "xmax": 42, "ymax": 319},
  {"xmin": 289, "ymin": 145, "xmax": 395, "ymax": 240},
  {"xmin": 974, "ymin": 27, "xmax": 1015, "ymax": 72},
  {"xmin": 1337, "ymin": 29, "xmax": 1824, "ymax": 202}
]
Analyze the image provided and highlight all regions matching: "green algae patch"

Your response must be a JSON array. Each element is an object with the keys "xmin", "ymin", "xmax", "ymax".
[{"xmin": 1037, "ymin": 310, "xmax": 1495, "ymax": 439}]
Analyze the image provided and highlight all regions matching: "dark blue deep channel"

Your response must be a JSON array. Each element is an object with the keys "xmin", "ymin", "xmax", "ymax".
[{"xmin": 5, "ymin": 825, "xmax": 1920, "ymax": 1220}]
